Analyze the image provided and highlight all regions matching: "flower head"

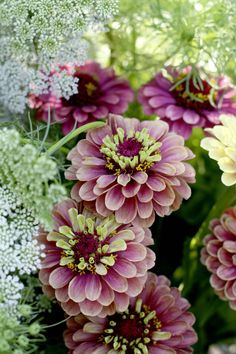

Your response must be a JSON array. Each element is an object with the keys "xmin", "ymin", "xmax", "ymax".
[
  {"xmin": 65, "ymin": 114, "xmax": 195, "ymax": 227},
  {"xmin": 201, "ymin": 114, "xmax": 236, "ymax": 186},
  {"xmin": 64, "ymin": 272, "xmax": 197, "ymax": 354},
  {"xmin": 0, "ymin": 128, "xmax": 66, "ymax": 229},
  {"xmin": 138, "ymin": 67, "xmax": 236, "ymax": 139},
  {"xmin": 29, "ymin": 62, "xmax": 134, "ymax": 135},
  {"xmin": 39, "ymin": 199, "xmax": 155, "ymax": 317},
  {"xmin": 201, "ymin": 206, "xmax": 236, "ymax": 310}
]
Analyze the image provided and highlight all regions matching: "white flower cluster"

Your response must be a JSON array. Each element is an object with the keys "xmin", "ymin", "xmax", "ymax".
[
  {"xmin": 0, "ymin": 186, "xmax": 45, "ymax": 315},
  {"xmin": 0, "ymin": 128, "xmax": 66, "ymax": 229},
  {"xmin": 0, "ymin": 0, "xmax": 119, "ymax": 113}
]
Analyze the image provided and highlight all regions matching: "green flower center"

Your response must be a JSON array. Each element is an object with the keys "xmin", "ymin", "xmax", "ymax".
[
  {"xmin": 102, "ymin": 298, "xmax": 171, "ymax": 353},
  {"xmin": 100, "ymin": 127, "xmax": 162, "ymax": 176},
  {"xmin": 48, "ymin": 209, "xmax": 127, "ymax": 275}
]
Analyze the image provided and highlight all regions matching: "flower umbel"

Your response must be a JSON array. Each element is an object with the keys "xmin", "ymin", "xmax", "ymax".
[
  {"xmin": 0, "ymin": 128, "xmax": 66, "ymax": 229},
  {"xmin": 39, "ymin": 199, "xmax": 155, "ymax": 317},
  {"xmin": 201, "ymin": 114, "xmax": 236, "ymax": 186},
  {"xmin": 138, "ymin": 67, "xmax": 236, "ymax": 139},
  {"xmin": 201, "ymin": 206, "xmax": 236, "ymax": 310},
  {"xmin": 30, "ymin": 62, "xmax": 134, "ymax": 135},
  {"xmin": 66, "ymin": 114, "xmax": 195, "ymax": 227},
  {"xmin": 64, "ymin": 273, "xmax": 198, "ymax": 353}
]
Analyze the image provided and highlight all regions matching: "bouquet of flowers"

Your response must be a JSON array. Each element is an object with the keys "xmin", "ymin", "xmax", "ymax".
[{"xmin": 1, "ymin": 1, "xmax": 236, "ymax": 354}]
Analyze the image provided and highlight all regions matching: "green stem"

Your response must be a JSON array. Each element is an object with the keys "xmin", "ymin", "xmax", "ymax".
[
  {"xmin": 190, "ymin": 185, "xmax": 236, "ymax": 250},
  {"xmin": 46, "ymin": 121, "xmax": 105, "ymax": 156}
]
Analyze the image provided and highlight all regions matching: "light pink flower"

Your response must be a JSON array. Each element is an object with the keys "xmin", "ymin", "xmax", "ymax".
[
  {"xmin": 201, "ymin": 206, "xmax": 236, "ymax": 310},
  {"xmin": 64, "ymin": 272, "xmax": 198, "ymax": 354},
  {"xmin": 39, "ymin": 199, "xmax": 155, "ymax": 317},
  {"xmin": 65, "ymin": 113, "xmax": 195, "ymax": 227},
  {"xmin": 138, "ymin": 67, "xmax": 236, "ymax": 139},
  {"xmin": 29, "ymin": 62, "xmax": 134, "ymax": 135}
]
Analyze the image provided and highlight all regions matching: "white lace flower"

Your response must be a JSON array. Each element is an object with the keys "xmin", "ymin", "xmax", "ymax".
[{"xmin": 201, "ymin": 114, "xmax": 236, "ymax": 186}]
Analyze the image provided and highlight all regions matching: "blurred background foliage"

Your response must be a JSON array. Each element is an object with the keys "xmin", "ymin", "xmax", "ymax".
[{"xmin": 15, "ymin": 0, "xmax": 236, "ymax": 353}]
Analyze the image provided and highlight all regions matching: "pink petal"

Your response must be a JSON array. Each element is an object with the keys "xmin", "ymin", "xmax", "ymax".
[
  {"xmin": 79, "ymin": 180, "xmax": 97, "ymax": 201},
  {"xmin": 132, "ymin": 171, "xmax": 148, "ymax": 184},
  {"xmin": 137, "ymin": 201, "xmax": 153, "ymax": 218},
  {"xmin": 122, "ymin": 181, "xmax": 140, "ymax": 198},
  {"xmin": 183, "ymin": 110, "xmax": 200, "ymax": 124},
  {"xmin": 137, "ymin": 184, "xmax": 154, "ymax": 202},
  {"xmin": 79, "ymin": 299, "xmax": 103, "ymax": 316},
  {"xmin": 105, "ymin": 185, "xmax": 125, "ymax": 211},
  {"xmin": 97, "ymin": 174, "xmax": 117, "ymax": 188},
  {"xmin": 113, "ymin": 292, "xmax": 130, "ymax": 312},
  {"xmin": 104, "ymin": 268, "xmax": 128, "ymax": 293},
  {"xmin": 119, "ymin": 242, "xmax": 147, "ymax": 262},
  {"xmin": 117, "ymin": 173, "xmax": 131, "ymax": 186},
  {"xmin": 49, "ymin": 267, "xmax": 73, "ymax": 289},
  {"xmin": 146, "ymin": 176, "xmax": 166, "ymax": 191},
  {"xmin": 85, "ymin": 275, "xmax": 102, "ymax": 301},
  {"xmin": 113, "ymin": 258, "xmax": 137, "ymax": 278},
  {"xmin": 166, "ymin": 105, "xmax": 184, "ymax": 120},
  {"xmin": 217, "ymin": 265, "xmax": 236, "ymax": 280},
  {"xmin": 68, "ymin": 275, "xmax": 86, "ymax": 302},
  {"xmin": 115, "ymin": 198, "xmax": 137, "ymax": 224},
  {"xmin": 98, "ymin": 281, "xmax": 115, "ymax": 306}
]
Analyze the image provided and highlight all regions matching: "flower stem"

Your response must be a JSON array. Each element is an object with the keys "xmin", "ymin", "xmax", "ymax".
[
  {"xmin": 190, "ymin": 185, "xmax": 236, "ymax": 249},
  {"xmin": 46, "ymin": 121, "xmax": 105, "ymax": 155}
]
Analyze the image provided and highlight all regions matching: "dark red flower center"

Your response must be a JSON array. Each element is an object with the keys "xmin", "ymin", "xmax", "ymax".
[
  {"xmin": 116, "ymin": 317, "xmax": 145, "ymax": 340},
  {"xmin": 102, "ymin": 301, "xmax": 162, "ymax": 352},
  {"xmin": 117, "ymin": 138, "xmax": 142, "ymax": 157},
  {"xmin": 63, "ymin": 73, "xmax": 101, "ymax": 107},
  {"xmin": 73, "ymin": 234, "xmax": 99, "ymax": 261},
  {"xmin": 172, "ymin": 75, "xmax": 215, "ymax": 111}
]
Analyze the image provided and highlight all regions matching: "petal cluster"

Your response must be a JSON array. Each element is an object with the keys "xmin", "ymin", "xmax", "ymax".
[
  {"xmin": 64, "ymin": 272, "xmax": 197, "ymax": 354},
  {"xmin": 65, "ymin": 114, "xmax": 195, "ymax": 227},
  {"xmin": 138, "ymin": 67, "xmax": 236, "ymax": 139},
  {"xmin": 39, "ymin": 199, "xmax": 155, "ymax": 317},
  {"xmin": 29, "ymin": 62, "xmax": 134, "ymax": 135},
  {"xmin": 201, "ymin": 207, "xmax": 236, "ymax": 310},
  {"xmin": 201, "ymin": 114, "xmax": 236, "ymax": 186}
]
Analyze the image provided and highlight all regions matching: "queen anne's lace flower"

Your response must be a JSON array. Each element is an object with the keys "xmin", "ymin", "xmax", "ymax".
[
  {"xmin": 39, "ymin": 199, "xmax": 155, "ymax": 317},
  {"xmin": 201, "ymin": 114, "xmax": 236, "ymax": 186},
  {"xmin": 201, "ymin": 206, "xmax": 236, "ymax": 310},
  {"xmin": 66, "ymin": 114, "xmax": 195, "ymax": 227},
  {"xmin": 0, "ymin": 186, "xmax": 45, "ymax": 314},
  {"xmin": 64, "ymin": 273, "xmax": 198, "ymax": 354},
  {"xmin": 0, "ymin": 128, "xmax": 66, "ymax": 228},
  {"xmin": 138, "ymin": 67, "xmax": 236, "ymax": 139}
]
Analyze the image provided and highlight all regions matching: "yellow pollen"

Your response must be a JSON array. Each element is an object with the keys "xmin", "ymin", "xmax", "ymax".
[{"xmin": 85, "ymin": 82, "xmax": 97, "ymax": 96}]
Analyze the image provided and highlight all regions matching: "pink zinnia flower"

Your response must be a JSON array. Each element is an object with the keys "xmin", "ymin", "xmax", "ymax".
[
  {"xmin": 39, "ymin": 199, "xmax": 155, "ymax": 317},
  {"xmin": 29, "ymin": 62, "xmax": 134, "ymax": 135},
  {"xmin": 64, "ymin": 272, "xmax": 197, "ymax": 354},
  {"xmin": 138, "ymin": 67, "xmax": 236, "ymax": 139},
  {"xmin": 201, "ymin": 206, "xmax": 236, "ymax": 310},
  {"xmin": 65, "ymin": 114, "xmax": 195, "ymax": 227}
]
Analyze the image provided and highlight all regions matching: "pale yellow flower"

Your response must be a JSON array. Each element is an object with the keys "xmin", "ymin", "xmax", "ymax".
[{"xmin": 201, "ymin": 114, "xmax": 236, "ymax": 186}]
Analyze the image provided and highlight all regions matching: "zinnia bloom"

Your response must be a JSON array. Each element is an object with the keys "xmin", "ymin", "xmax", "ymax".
[
  {"xmin": 39, "ymin": 199, "xmax": 155, "ymax": 317},
  {"xmin": 64, "ymin": 272, "xmax": 197, "ymax": 354},
  {"xmin": 65, "ymin": 114, "xmax": 195, "ymax": 227},
  {"xmin": 201, "ymin": 114, "xmax": 236, "ymax": 186},
  {"xmin": 138, "ymin": 67, "xmax": 236, "ymax": 139},
  {"xmin": 29, "ymin": 62, "xmax": 134, "ymax": 135},
  {"xmin": 201, "ymin": 206, "xmax": 236, "ymax": 310}
]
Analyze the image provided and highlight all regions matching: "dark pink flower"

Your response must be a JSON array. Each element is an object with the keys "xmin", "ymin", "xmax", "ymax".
[
  {"xmin": 201, "ymin": 207, "xmax": 236, "ymax": 310},
  {"xmin": 39, "ymin": 199, "xmax": 155, "ymax": 317},
  {"xmin": 29, "ymin": 62, "xmax": 134, "ymax": 135},
  {"xmin": 65, "ymin": 114, "xmax": 195, "ymax": 227},
  {"xmin": 138, "ymin": 67, "xmax": 236, "ymax": 139},
  {"xmin": 64, "ymin": 272, "xmax": 197, "ymax": 354}
]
